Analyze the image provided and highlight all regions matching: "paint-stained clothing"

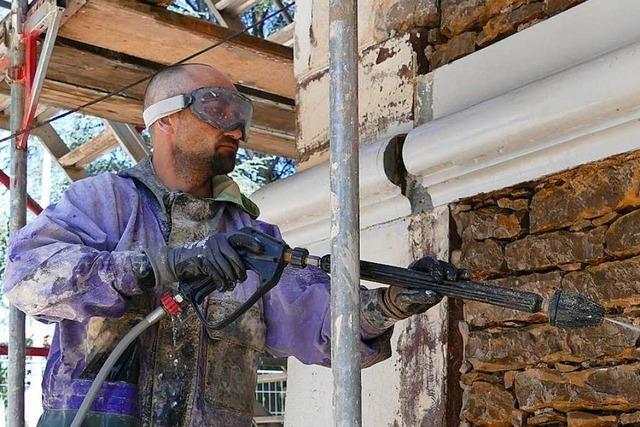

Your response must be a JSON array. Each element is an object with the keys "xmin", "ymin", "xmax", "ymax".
[{"xmin": 3, "ymin": 158, "xmax": 392, "ymax": 426}]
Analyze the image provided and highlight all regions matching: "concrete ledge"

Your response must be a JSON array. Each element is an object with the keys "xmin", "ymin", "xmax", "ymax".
[
  {"xmin": 252, "ymin": 137, "xmax": 411, "ymax": 246},
  {"xmin": 405, "ymin": 39, "xmax": 640, "ymax": 206},
  {"xmin": 431, "ymin": 0, "xmax": 640, "ymax": 119}
]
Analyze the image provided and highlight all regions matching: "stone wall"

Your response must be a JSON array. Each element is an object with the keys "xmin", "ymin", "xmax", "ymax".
[
  {"xmin": 295, "ymin": 0, "xmax": 586, "ymax": 168},
  {"xmin": 452, "ymin": 151, "xmax": 640, "ymax": 426}
]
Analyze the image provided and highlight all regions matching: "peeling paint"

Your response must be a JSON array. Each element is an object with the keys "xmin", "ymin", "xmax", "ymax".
[
  {"xmin": 297, "ymin": 34, "xmax": 416, "ymax": 169},
  {"xmin": 294, "ymin": 0, "xmax": 378, "ymax": 80},
  {"xmin": 375, "ymin": 46, "xmax": 398, "ymax": 64}
]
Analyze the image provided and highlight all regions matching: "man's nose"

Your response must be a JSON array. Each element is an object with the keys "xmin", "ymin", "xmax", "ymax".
[{"xmin": 224, "ymin": 128, "xmax": 243, "ymax": 140}]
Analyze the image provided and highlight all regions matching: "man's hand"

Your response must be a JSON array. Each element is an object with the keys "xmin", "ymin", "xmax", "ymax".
[
  {"xmin": 381, "ymin": 256, "xmax": 468, "ymax": 319},
  {"xmin": 145, "ymin": 233, "xmax": 247, "ymax": 291}
]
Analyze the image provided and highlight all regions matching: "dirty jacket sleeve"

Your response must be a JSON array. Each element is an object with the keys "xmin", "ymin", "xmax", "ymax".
[
  {"xmin": 3, "ymin": 174, "xmax": 146, "ymax": 323},
  {"xmin": 259, "ymin": 222, "xmax": 392, "ymax": 368}
]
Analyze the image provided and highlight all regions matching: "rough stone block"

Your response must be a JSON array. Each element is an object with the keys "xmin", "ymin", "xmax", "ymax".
[
  {"xmin": 544, "ymin": 0, "xmax": 585, "ymax": 16},
  {"xmin": 514, "ymin": 364, "xmax": 640, "ymax": 413},
  {"xmin": 504, "ymin": 227, "xmax": 605, "ymax": 272},
  {"xmin": 465, "ymin": 322, "xmax": 640, "ymax": 372},
  {"xmin": 569, "ymin": 219, "xmax": 591, "ymax": 232},
  {"xmin": 477, "ymin": 2, "xmax": 545, "ymax": 46},
  {"xmin": 605, "ymin": 210, "xmax": 640, "ymax": 257},
  {"xmin": 456, "ymin": 207, "xmax": 525, "ymax": 241},
  {"xmin": 562, "ymin": 256, "xmax": 640, "ymax": 308},
  {"xmin": 566, "ymin": 412, "xmax": 617, "ymax": 427},
  {"xmin": 463, "ymin": 272, "xmax": 560, "ymax": 327},
  {"xmin": 373, "ymin": 0, "xmax": 439, "ymax": 42},
  {"xmin": 425, "ymin": 31, "xmax": 477, "ymax": 69},
  {"xmin": 461, "ymin": 381, "xmax": 523, "ymax": 426},
  {"xmin": 497, "ymin": 198, "xmax": 529, "ymax": 211},
  {"xmin": 620, "ymin": 411, "xmax": 640, "ymax": 425},
  {"xmin": 526, "ymin": 410, "xmax": 566, "ymax": 425},
  {"xmin": 592, "ymin": 211, "xmax": 619, "ymax": 227},
  {"xmin": 529, "ymin": 159, "xmax": 640, "ymax": 233},
  {"xmin": 461, "ymin": 371, "xmax": 502, "ymax": 386},
  {"xmin": 440, "ymin": 0, "xmax": 529, "ymax": 37},
  {"xmin": 460, "ymin": 238, "xmax": 506, "ymax": 278},
  {"xmin": 296, "ymin": 35, "xmax": 415, "ymax": 167}
]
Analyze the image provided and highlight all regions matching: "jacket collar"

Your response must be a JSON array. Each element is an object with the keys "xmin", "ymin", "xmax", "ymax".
[{"xmin": 119, "ymin": 157, "xmax": 260, "ymax": 219}]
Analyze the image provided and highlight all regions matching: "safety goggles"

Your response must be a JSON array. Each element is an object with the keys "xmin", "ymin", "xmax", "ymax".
[{"xmin": 142, "ymin": 87, "xmax": 254, "ymax": 141}]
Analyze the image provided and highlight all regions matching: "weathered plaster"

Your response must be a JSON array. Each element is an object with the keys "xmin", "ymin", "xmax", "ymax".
[
  {"xmin": 283, "ymin": 218, "xmax": 411, "ymax": 427},
  {"xmin": 294, "ymin": 0, "xmax": 377, "ymax": 79},
  {"xmin": 296, "ymin": 34, "xmax": 416, "ymax": 168}
]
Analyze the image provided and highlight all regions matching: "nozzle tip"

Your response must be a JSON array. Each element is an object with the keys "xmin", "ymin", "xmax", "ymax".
[{"xmin": 548, "ymin": 289, "xmax": 604, "ymax": 328}]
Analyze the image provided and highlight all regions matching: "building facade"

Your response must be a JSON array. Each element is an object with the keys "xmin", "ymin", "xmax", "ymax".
[{"xmin": 253, "ymin": 0, "xmax": 640, "ymax": 425}]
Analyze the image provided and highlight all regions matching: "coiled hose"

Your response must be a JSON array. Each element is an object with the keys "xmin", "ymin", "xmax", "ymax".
[{"xmin": 70, "ymin": 306, "xmax": 167, "ymax": 427}]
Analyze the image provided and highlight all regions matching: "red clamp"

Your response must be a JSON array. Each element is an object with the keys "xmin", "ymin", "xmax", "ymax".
[{"xmin": 160, "ymin": 293, "xmax": 182, "ymax": 317}]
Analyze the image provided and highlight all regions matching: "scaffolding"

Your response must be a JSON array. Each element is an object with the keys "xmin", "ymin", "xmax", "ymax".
[{"xmin": 1, "ymin": 0, "xmax": 363, "ymax": 425}]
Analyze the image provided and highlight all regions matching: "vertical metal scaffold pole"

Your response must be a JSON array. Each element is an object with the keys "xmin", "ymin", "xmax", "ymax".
[
  {"xmin": 8, "ymin": 0, "xmax": 27, "ymax": 426},
  {"xmin": 329, "ymin": 0, "xmax": 361, "ymax": 426}
]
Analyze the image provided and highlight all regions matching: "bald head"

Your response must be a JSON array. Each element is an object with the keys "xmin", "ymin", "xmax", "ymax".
[{"xmin": 144, "ymin": 63, "xmax": 236, "ymax": 110}]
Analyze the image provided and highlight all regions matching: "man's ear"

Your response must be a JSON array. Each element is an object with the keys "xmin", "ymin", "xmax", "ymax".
[{"xmin": 155, "ymin": 116, "xmax": 175, "ymax": 135}]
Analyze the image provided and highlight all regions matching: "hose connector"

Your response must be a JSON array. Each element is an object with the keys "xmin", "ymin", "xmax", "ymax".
[{"xmin": 160, "ymin": 293, "xmax": 183, "ymax": 317}]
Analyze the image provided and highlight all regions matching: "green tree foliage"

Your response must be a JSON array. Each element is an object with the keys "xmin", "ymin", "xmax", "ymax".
[
  {"xmin": 231, "ymin": 148, "xmax": 295, "ymax": 194},
  {"xmin": 171, "ymin": 0, "xmax": 293, "ymax": 38}
]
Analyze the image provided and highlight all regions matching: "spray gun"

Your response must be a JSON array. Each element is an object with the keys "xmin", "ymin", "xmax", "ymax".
[
  {"xmin": 71, "ymin": 227, "xmax": 605, "ymax": 426},
  {"xmin": 170, "ymin": 227, "xmax": 605, "ymax": 330}
]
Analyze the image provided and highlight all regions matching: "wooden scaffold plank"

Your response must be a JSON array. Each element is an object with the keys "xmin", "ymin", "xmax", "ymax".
[
  {"xmin": 105, "ymin": 120, "xmax": 150, "ymax": 162},
  {"xmin": 57, "ymin": 130, "xmax": 119, "ymax": 168},
  {"xmin": 58, "ymin": 0, "xmax": 295, "ymax": 98}
]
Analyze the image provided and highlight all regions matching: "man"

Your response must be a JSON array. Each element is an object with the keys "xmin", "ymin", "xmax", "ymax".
[{"xmin": 3, "ymin": 64, "xmax": 466, "ymax": 426}]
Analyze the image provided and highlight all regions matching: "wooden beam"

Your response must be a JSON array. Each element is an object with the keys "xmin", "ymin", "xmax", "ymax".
[
  {"xmin": 266, "ymin": 22, "xmax": 294, "ymax": 47},
  {"xmin": 46, "ymin": 39, "xmax": 151, "ymax": 100},
  {"xmin": 0, "ymin": 93, "xmax": 11, "ymax": 113},
  {"xmin": 58, "ymin": 0, "xmax": 295, "ymax": 98},
  {"xmin": 0, "ymin": 34, "xmax": 298, "ymax": 158},
  {"xmin": 245, "ymin": 127, "xmax": 296, "ymax": 158},
  {"xmin": 105, "ymin": 120, "xmax": 150, "ymax": 162},
  {"xmin": 31, "ymin": 123, "xmax": 89, "ymax": 181},
  {"xmin": 215, "ymin": 0, "xmax": 259, "ymax": 15},
  {"xmin": 0, "ymin": 114, "xmax": 88, "ymax": 181},
  {"xmin": 0, "ymin": 79, "xmax": 298, "ymax": 157},
  {"xmin": 58, "ymin": 130, "xmax": 119, "ymax": 168},
  {"xmin": 141, "ymin": 0, "xmax": 173, "ymax": 6}
]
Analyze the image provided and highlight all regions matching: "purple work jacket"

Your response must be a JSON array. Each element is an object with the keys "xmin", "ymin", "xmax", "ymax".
[{"xmin": 2, "ymin": 158, "xmax": 392, "ymax": 425}]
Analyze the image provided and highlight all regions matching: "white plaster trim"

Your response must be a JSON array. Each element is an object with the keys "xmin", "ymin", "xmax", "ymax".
[
  {"xmin": 404, "ymin": 40, "xmax": 640, "ymax": 207},
  {"xmin": 432, "ymin": 0, "xmax": 640, "ymax": 119},
  {"xmin": 252, "ymin": 138, "xmax": 410, "ymax": 247}
]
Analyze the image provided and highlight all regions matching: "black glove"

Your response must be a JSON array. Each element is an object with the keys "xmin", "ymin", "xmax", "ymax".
[
  {"xmin": 145, "ymin": 233, "xmax": 247, "ymax": 292},
  {"xmin": 381, "ymin": 256, "xmax": 468, "ymax": 319}
]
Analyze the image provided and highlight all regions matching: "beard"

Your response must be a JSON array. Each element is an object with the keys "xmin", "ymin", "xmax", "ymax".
[
  {"xmin": 210, "ymin": 136, "xmax": 238, "ymax": 175},
  {"xmin": 172, "ymin": 136, "xmax": 238, "ymax": 184}
]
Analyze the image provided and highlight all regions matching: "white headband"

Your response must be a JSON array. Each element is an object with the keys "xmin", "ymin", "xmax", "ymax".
[{"xmin": 142, "ymin": 95, "xmax": 188, "ymax": 128}]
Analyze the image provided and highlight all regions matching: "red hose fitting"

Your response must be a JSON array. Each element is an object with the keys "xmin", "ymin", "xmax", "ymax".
[{"xmin": 160, "ymin": 293, "xmax": 182, "ymax": 317}]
